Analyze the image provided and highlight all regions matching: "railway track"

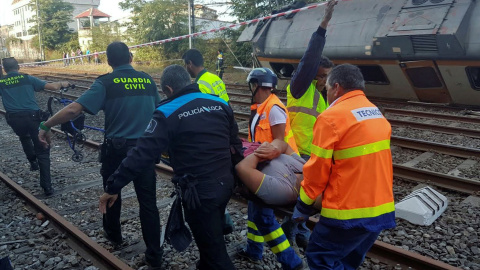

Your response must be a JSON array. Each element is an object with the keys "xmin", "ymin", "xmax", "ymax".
[
  {"xmin": 0, "ymin": 108, "xmax": 461, "ymax": 270},
  {"xmin": 3, "ymin": 67, "xmax": 479, "ymax": 269}
]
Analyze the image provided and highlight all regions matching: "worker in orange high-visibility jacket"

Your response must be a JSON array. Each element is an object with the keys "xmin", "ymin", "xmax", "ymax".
[
  {"xmin": 237, "ymin": 67, "xmax": 303, "ymax": 270},
  {"xmin": 292, "ymin": 64, "xmax": 396, "ymax": 270}
]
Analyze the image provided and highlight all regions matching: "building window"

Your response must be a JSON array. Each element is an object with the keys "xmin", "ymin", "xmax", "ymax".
[
  {"xmin": 356, "ymin": 65, "xmax": 390, "ymax": 85},
  {"xmin": 269, "ymin": 63, "xmax": 296, "ymax": 79},
  {"xmin": 405, "ymin": 67, "xmax": 443, "ymax": 88},
  {"xmin": 466, "ymin": 67, "xmax": 480, "ymax": 91}
]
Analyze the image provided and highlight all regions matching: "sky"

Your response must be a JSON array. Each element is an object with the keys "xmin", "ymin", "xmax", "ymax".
[{"xmin": 0, "ymin": 0, "xmax": 236, "ymax": 26}]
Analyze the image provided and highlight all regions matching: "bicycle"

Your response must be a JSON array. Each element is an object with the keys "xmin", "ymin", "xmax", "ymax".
[{"xmin": 47, "ymin": 84, "xmax": 104, "ymax": 162}]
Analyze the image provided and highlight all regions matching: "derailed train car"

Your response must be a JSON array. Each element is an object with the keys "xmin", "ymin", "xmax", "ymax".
[{"xmin": 238, "ymin": 0, "xmax": 480, "ymax": 108}]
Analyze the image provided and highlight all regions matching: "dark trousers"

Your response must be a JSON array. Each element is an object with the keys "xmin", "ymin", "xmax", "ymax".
[
  {"xmin": 100, "ymin": 140, "xmax": 163, "ymax": 266},
  {"xmin": 6, "ymin": 111, "xmax": 51, "ymax": 191},
  {"xmin": 183, "ymin": 180, "xmax": 235, "ymax": 270},
  {"xmin": 306, "ymin": 223, "xmax": 381, "ymax": 270}
]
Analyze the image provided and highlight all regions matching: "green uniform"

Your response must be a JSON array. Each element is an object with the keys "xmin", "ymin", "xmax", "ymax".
[
  {"xmin": 195, "ymin": 69, "xmax": 230, "ymax": 103},
  {"xmin": 76, "ymin": 64, "xmax": 161, "ymax": 139},
  {"xmin": 286, "ymin": 82, "xmax": 328, "ymax": 156},
  {"xmin": 0, "ymin": 72, "xmax": 46, "ymax": 112},
  {"xmin": 76, "ymin": 64, "xmax": 163, "ymax": 266},
  {"xmin": 0, "ymin": 71, "xmax": 52, "ymax": 195}
]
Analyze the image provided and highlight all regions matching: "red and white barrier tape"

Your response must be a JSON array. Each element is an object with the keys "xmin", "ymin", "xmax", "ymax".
[{"xmin": 20, "ymin": 2, "xmax": 327, "ymax": 67}]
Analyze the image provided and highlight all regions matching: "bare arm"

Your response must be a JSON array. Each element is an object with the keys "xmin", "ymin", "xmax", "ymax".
[
  {"xmin": 44, "ymin": 81, "xmax": 70, "ymax": 91},
  {"xmin": 235, "ymin": 153, "xmax": 265, "ymax": 193},
  {"xmin": 43, "ymin": 102, "xmax": 84, "ymax": 128},
  {"xmin": 271, "ymin": 123, "xmax": 286, "ymax": 141}
]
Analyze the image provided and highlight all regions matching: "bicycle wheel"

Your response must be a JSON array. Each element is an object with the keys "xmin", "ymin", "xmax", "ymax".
[{"xmin": 47, "ymin": 97, "xmax": 64, "ymax": 116}]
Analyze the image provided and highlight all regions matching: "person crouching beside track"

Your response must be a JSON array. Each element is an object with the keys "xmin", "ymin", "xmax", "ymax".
[
  {"xmin": 0, "ymin": 57, "xmax": 70, "ymax": 196},
  {"xmin": 37, "ymin": 42, "xmax": 163, "ymax": 268},
  {"xmin": 291, "ymin": 64, "xmax": 396, "ymax": 269},
  {"xmin": 237, "ymin": 67, "xmax": 304, "ymax": 270},
  {"xmin": 98, "ymin": 64, "xmax": 242, "ymax": 270}
]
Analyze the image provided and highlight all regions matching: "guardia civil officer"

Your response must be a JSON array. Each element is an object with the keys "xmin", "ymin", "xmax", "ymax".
[
  {"xmin": 38, "ymin": 42, "xmax": 163, "ymax": 268},
  {"xmin": 293, "ymin": 64, "xmax": 396, "ymax": 269},
  {"xmin": 99, "ymin": 64, "xmax": 242, "ymax": 270},
  {"xmin": 284, "ymin": 0, "xmax": 336, "ymax": 251},
  {"xmin": 0, "ymin": 57, "xmax": 69, "ymax": 196},
  {"xmin": 182, "ymin": 49, "xmax": 230, "ymax": 103}
]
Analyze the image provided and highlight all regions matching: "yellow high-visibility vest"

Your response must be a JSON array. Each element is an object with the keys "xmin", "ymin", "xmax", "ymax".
[
  {"xmin": 197, "ymin": 71, "xmax": 230, "ymax": 102},
  {"xmin": 286, "ymin": 82, "xmax": 328, "ymax": 156}
]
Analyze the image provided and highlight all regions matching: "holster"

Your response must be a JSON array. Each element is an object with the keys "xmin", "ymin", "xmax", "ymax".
[
  {"xmin": 102, "ymin": 138, "xmax": 137, "ymax": 162},
  {"xmin": 36, "ymin": 110, "xmax": 50, "ymax": 121},
  {"xmin": 98, "ymin": 142, "xmax": 107, "ymax": 163}
]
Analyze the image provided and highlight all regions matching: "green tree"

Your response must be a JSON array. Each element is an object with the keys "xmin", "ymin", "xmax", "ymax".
[
  {"xmin": 90, "ymin": 23, "xmax": 124, "ymax": 52},
  {"xmin": 29, "ymin": 0, "xmax": 74, "ymax": 50},
  {"xmin": 119, "ymin": 0, "xmax": 189, "ymax": 58}
]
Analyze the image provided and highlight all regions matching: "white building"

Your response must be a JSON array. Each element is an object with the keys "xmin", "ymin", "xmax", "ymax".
[
  {"xmin": 11, "ymin": 0, "xmax": 36, "ymax": 40},
  {"xmin": 10, "ymin": 0, "xmax": 100, "ymax": 40}
]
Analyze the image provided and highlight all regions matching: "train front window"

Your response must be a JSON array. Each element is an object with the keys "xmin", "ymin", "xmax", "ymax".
[
  {"xmin": 356, "ymin": 65, "xmax": 390, "ymax": 85},
  {"xmin": 269, "ymin": 63, "xmax": 296, "ymax": 79},
  {"xmin": 405, "ymin": 67, "xmax": 442, "ymax": 88},
  {"xmin": 466, "ymin": 67, "xmax": 480, "ymax": 91}
]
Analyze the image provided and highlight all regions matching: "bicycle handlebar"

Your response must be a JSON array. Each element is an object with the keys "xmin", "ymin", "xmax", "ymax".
[{"xmin": 60, "ymin": 84, "xmax": 76, "ymax": 92}]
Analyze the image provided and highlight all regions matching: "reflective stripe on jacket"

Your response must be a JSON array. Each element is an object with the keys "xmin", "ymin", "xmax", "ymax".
[
  {"xmin": 286, "ymin": 82, "xmax": 328, "ymax": 156},
  {"xmin": 300, "ymin": 90, "xmax": 395, "ymax": 231},
  {"xmin": 197, "ymin": 71, "xmax": 230, "ymax": 102},
  {"xmin": 248, "ymin": 93, "xmax": 298, "ymax": 153}
]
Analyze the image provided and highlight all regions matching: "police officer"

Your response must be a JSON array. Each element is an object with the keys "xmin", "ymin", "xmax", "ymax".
[
  {"xmin": 99, "ymin": 64, "xmax": 242, "ymax": 270},
  {"xmin": 292, "ymin": 64, "xmax": 396, "ymax": 269},
  {"xmin": 0, "ymin": 57, "xmax": 69, "ymax": 196},
  {"xmin": 182, "ymin": 49, "xmax": 230, "ymax": 103},
  {"xmin": 284, "ymin": 0, "xmax": 337, "ymax": 251},
  {"xmin": 38, "ymin": 42, "xmax": 163, "ymax": 268}
]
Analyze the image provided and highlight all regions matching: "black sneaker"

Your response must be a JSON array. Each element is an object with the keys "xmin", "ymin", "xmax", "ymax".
[
  {"xmin": 103, "ymin": 231, "xmax": 123, "ymax": 247},
  {"xmin": 44, "ymin": 187, "xmax": 55, "ymax": 197},
  {"xmin": 236, "ymin": 247, "xmax": 261, "ymax": 262},
  {"xmin": 30, "ymin": 161, "xmax": 39, "ymax": 171}
]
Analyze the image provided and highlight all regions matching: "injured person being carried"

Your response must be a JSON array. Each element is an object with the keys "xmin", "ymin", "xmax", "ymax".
[{"xmin": 235, "ymin": 139, "xmax": 305, "ymax": 206}]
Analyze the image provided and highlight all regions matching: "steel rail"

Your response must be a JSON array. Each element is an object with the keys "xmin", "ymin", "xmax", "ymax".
[
  {"xmin": 389, "ymin": 119, "xmax": 480, "ymax": 139},
  {"xmin": 391, "ymin": 136, "xmax": 480, "ymax": 158},
  {"xmin": 0, "ymin": 108, "xmax": 462, "ymax": 269},
  {"xmin": 393, "ymin": 164, "xmax": 480, "ymax": 194},
  {"xmin": 152, "ymin": 165, "xmax": 461, "ymax": 270},
  {"xmin": 367, "ymin": 241, "xmax": 461, "ymax": 270},
  {"xmin": 385, "ymin": 108, "xmax": 480, "ymax": 124},
  {"xmin": 0, "ymin": 161, "xmax": 132, "ymax": 270}
]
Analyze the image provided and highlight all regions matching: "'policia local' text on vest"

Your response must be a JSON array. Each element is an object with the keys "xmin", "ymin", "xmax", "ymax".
[
  {"xmin": 196, "ymin": 70, "xmax": 230, "ymax": 102},
  {"xmin": 286, "ymin": 82, "xmax": 328, "ymax": 156},
  {"xmin": 249, "ymin": 93, "xmax": 298, "ymax": 153}
]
